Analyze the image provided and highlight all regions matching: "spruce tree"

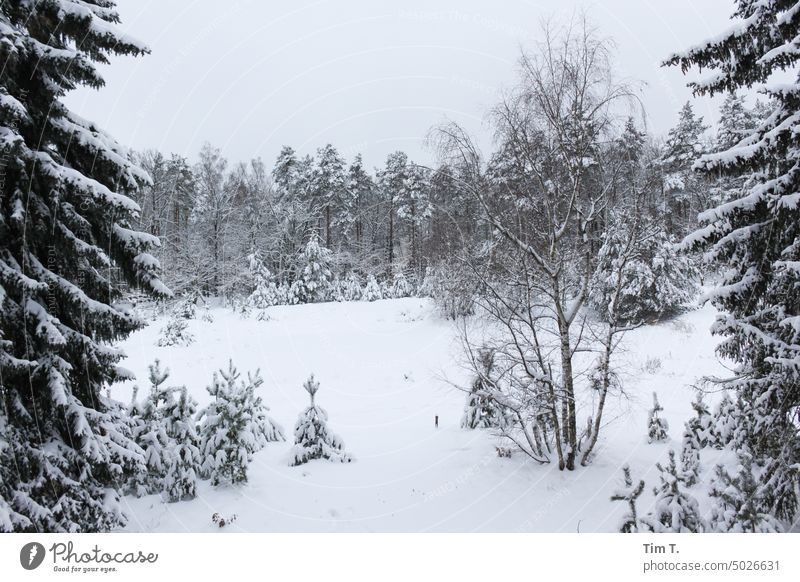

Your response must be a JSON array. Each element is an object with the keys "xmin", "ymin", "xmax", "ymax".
[
  {"xmin": 0, "ymin": 1, "xmax": 169, "ymax": 531},
  {"xmin": 461, "ymin": 349, "xmax": 505, "ymax": 429},
  {"xmin": 296, "ymin": 234, "xmax": 333, "ymax": 303},
  {"xmin": 647, "ymin": 392, "xmax": 669, "ymax": 443},
  {"xmin": 683, "ymin": 391, "xmax": 713, "ymax": 449},
  {"xmin": 610, "ymin": 465, "xmax": 645, "ymax": 533},
  {"xmin": 363, "ymin": 274, "xmax": 382, "ymax": 302},
  {"xmin": 198, "ymin": 361, "xmax": 282, "ymax": 486},
  {"xmin": 665, "ymin": 0, "xmax": 800, "ymax": 523},
  {"xmin": 162, "ymin": 387, "xmax": 202, "ymax": 503},
  {"xmin": 708, "ymin": 451, "xmax": 783, "ymax": 533},
  {"xmin": 642, "ymin": 450, "xmax": 705, "ymax": 533},
  {"xmin": 290, "ymin": 375, "xmax": 352, "ymax": 466}
]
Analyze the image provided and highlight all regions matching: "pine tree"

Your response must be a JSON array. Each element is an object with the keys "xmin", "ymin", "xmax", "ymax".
[
  {"xmin": 162, "ymin": 387, "xmax": 202, "ymax": 503},
  {"xmin": 341, "ymin": 272, "xmax": 363, "ymax": 301},
  {"xmin": 666, "ymin": 0, "xmax": 800, "ymax": 523},
  {"xmin": 247, "ymin": 250, "xmax": 278, "ymax": 316},
  {"xmin": 709, "ymin": 393, "xmax": 738, "ymax": 449},
  {"xmin": 590, "ymin": 222, "xmax": 699, "ymax": 323},
  {"xmin": 661, "ymin": 102, "xmax": 709, "ymax": 232},
  {"xmin": 157, "ymin": 314, "xmax": 195, "ymax": 347},
  {"xmin": 610, "ymin": 465, "xmax": 645, "ymax": 533},
  {"xmin": 290, "ymin": 375, "xmax": 352, "ymax": 466},
  {"xmin": 363, "ymin": 274, "xmax": 382, "ymax": 302},
  {"xmin": 679, "ymin": 432, "xmax": 701, "ymax": 487},
  {"xmin": 296, "ymin": 234, "xmax": 333, "ymax": 303},
  {"xmin": 391, "ymin": 270, "xmax": 414, "ymax": 298},
  {"xmin": 0, "ymin": 1, "xmax": 169, "ymax": 531},
  {"xmin": 198, "ymin": 361, "xmax": 282, "ymax": 486},
  {"xmin": 127, "ymin": 361, "xmax": 173, "ymax": 498},
  {"xmin": 461, "ymin": 349, "xmax": 504, "ymax": 429},
  {"xmin": 647, "ymin": 392, "xmax": 669, "ymax": 443},
  {"xmin": 708, "ymin": 451, "xmax": 783, "ymax": 533},
  {"xmin": 642, "ymin": 450, "xmax": 705, "ymax": 532},
  {"xmin": 683, "ymin": 391, "xmax": 713, "ymax": 449}
]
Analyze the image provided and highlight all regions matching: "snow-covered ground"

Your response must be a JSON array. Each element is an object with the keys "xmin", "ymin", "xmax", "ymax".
[{"xmin": 115, "ymin": 298, "xmax": 730, "ymax": 532}]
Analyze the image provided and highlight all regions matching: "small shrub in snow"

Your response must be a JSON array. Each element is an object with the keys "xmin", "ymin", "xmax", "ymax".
[
  {"xmin": 290, "ymin": 375, "xmax": 352, "ymax": 466},
  {"xmin": 610, "ymin": 465, "xmax": 645, "ymax": 533},
  {"xmin": 642, "ymin": 450, "xmax": 705, "ymax": 532},
  {"xmin": 679, "ymin": 433, "xmax": 701, "ymax": 487},
  {"xmin": 175, "ymin": 292, "xmax": 198, "ymax": 319},
  {"xmin": 426, "ymin": 264, "xmax": 475, "ymax": 319},
  {"xmin": 211, "ymin": 512, "xmax": 237, "ymax": 528},
  {"xmin": 709, "ymin": 393, "xmax": 738, "ymax": 449},
  {"xmin": 642, "ymin": 357, "xmax": 662, "ymax": 374},
  {"xmin": 647, "ymin": 392, "xmax": 669, "ymax": 443},
  {"xmin": 379, "ymin": 278, "xmax": 392, "ymax": 299},
  {"xmin": 495, "ymin": 446, "xmax": 513, "ymax": 458},
  {"xmin": 362, "ymin": 275, "xmax": 382, "ymax": 302},
  {"xmin": 157, "ymin": 315, "xmax": 194, "ymax": 347},
  {"xmin": 201, "ymin": 305, "xmax": 214, "ymax": 323},
  {"xmin": 198, "ymin": 361, "xmax": 284, "ymax": 486}
]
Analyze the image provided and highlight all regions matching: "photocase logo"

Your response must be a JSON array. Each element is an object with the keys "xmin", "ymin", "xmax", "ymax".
[{"xmin": 20, "ymin": 542, "xmax": 46, "ymax": 570}]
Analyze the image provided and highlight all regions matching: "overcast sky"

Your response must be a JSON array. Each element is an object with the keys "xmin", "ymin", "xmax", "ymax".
[{"xmin": 66, "ymin": 0, "xmax": 734, "ymax": 170}]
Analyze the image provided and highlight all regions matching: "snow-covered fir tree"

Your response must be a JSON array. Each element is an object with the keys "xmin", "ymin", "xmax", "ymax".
[
  {"xmin": 708, "ymin": 450, "xmax": 783, "ymax": 533},
  {"xmin": 198, "ymin": 361, "xmax": 283, "ymax": 486},
  {"xmin": 666, "ymin": 0, "xmax": 800, "ymax": 523},
  {"xmin": 127, "ymin": 361, "xmax": 173, "ymax": 498},
  {"xmin": 679, "ymin": 432, "xmax": 701, "ymax": 487},
  {"xmin": 683, "ymin": 391, "xmax": 713, "ymax": 449},
  {"xmin": 341, "ymin": 272, "xmax": 363, "ymax": 301},
  {"xmin": 296, "ymin": 234, "xmax": 333, "ymax": 303},
  {"xmin": 709, "ymin": 393, "xmax": 738, "ymax": 449},
  {"xmin": 290, "ymin": 375, "xmax": 352, "ymax": 466},
  {"xmin": 391, "ymin": 270, "xmax": 414, "ymax": 299},
  {"xmin": 461, "ymin": 349, "xmax": 505, "ymax": 429},
  {"xmin": 642, "ymin": 450, "xmax": 705, "ymax": 532},
  {"xmin": 590, "ymin": 222, "xmax": 699, "ymax": 324},
  {"xmin": 247, "ymin": 250, "xmax": 278, "ymax": 318},
  {"xmin": 0, "ymin": 0, "xmax": 169, "ymax": 532},
  {"xmin": 363, "ymin": 274, "xmax": 382, "ymax": 302},
  {"xmin": 162, "ymin": 386, "xmax": 202, "ymax": 502},
  {"xmin": 647, "ymin": 392, "xmax": 669, "ymax": 443},
  {"xmin": 157, "ymin": 314, "xmax": 195, "ymax": 347},
  {"xmin": 610, "ymin": 465, "xmax": 645, "ymax": 533},
  {"xmin": 661, "ymin": 101, "xmax": 709, "ymax": 233}
]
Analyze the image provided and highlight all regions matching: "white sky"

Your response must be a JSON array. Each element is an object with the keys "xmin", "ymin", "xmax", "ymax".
[{"xmin": 66, "ymin": 0, "xmax": 735, "ymax": 170}]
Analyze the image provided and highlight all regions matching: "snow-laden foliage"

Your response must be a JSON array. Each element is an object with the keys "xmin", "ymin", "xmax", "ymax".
[
  {"xmin": 666, "ymin": 0, "xmax": 800, "ymax": 523},
  {"xmin": 647, "ymin": 392, "xmax": 669, "ymax": 443},
  {"xmin": 157, "ymin": 315, "xmax": 195, "ymax": 347},
  {"xmin": 290, "ymin": 375, "xmax": 352, "ymax": 466},
  {"xmin": 295, "ymin": 234, "xmax": 333, "ymax": 303},
  {"xmin": 247, "ymin": 251, "xmax": 279, "ymax": 311},
  {"xmin": 362, "ymin": 275, "xmax": 382, "ymax": 302},
  {"xmin": 391, "ymin": 271, "xmax": 414, "ymax": 298},
  {"xmin": 198, "ymin": 361, "xmax": 284, "ymax": 486},
  {"xmin": 590, "ymin": 225, "xmax": 699, "ymax": 324},
  {"xmin": 610, "ymin": 465, "xmax": 645, "ymax": 533},
  {"xmin": 0, "ymin": 0, "xmax": 169, "ymax": 532},
  {"xmin": 162, "ymin": 386, "xmax": 202, "ymax": 503},
  {"xmin": 461, "ymin": 349, "xmax": 506, "ymax": 429},
  {"xmin": 642, "ymin": 450, "xmax": 705, "ymax": 533},
  {"xmin": 708, "ymin": 451, "xmax": 783, "ymax": 533}
]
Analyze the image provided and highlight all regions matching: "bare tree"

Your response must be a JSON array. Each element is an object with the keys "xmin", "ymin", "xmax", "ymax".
[{"xmin": 434, "ymin": 18, "xmax": 637, "ymax": 470}]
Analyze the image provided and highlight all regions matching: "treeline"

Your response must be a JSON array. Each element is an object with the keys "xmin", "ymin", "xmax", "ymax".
[{"xmin": 131, "ymin": 90, "xmax": 767, "ymax": 305}]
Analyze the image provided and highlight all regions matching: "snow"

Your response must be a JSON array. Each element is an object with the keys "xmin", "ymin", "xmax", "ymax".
[{"xmin": 116, "ymin": 298, "xmax": 731, "ymax": 532}]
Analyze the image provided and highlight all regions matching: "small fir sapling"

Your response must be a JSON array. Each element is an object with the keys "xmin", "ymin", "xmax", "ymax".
[
  {"xmin": 610, "ymin": 465, "xmax": 645, "ymax": 533},
  {"xmin": 647, "ymin": 392, "xmax": 669, "ymax": 443},
  {"xmin": 289, "ymin": 375, "xmax": 353, "ymax": 466}
]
